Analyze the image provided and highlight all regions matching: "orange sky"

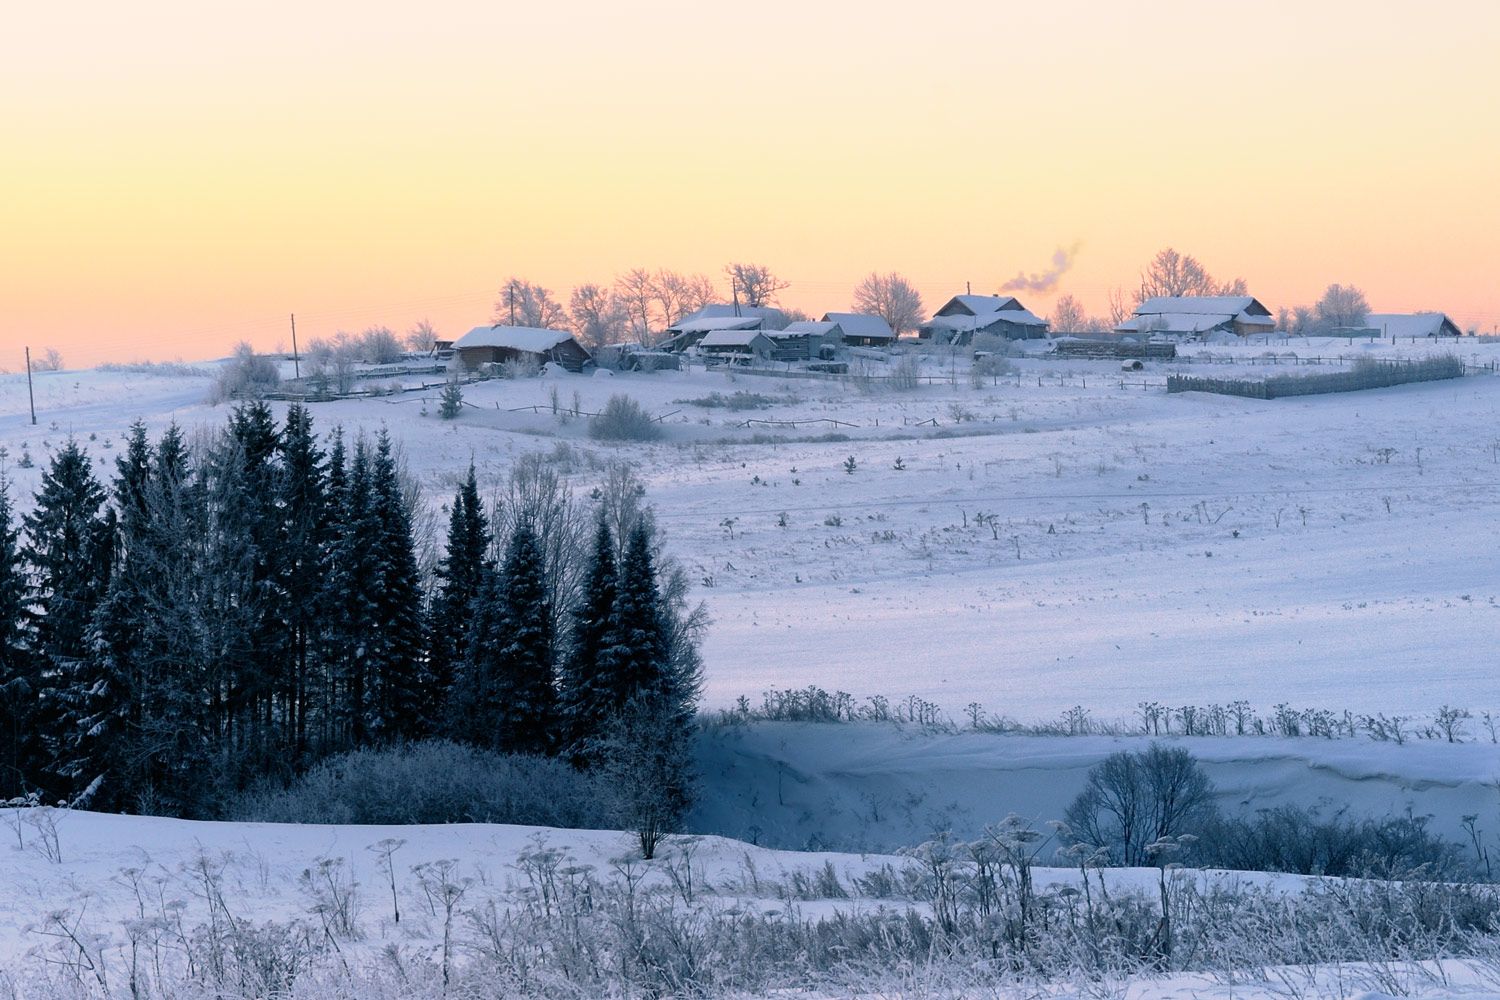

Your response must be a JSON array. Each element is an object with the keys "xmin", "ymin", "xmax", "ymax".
[{"xmin": 4, "ymin": 1, "xmax": 1498, "ymax": 366}]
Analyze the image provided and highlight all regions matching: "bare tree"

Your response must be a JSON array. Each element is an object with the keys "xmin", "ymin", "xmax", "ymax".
[
  {"xmin": 1106, "ymin": 287, "xmax": 1131, "ymax": 328},
  {"xmin": 1135, "ymin": 248, "xmax": 1244, "ymax": 304},
  {"xmin": 724, "ymin": 262, "xmax": 788, "ymax": 307},
  {"xmin": 1312, "ymin": 283, "xmax": 1371, "ymax": 332},
  {"xmin": 404, "ymin": 320, "xmax": 438, "ymax": 353},
  {"xmin": 32, "ymin": 348, "xmax": 64, "ymax": 372},
  {"xmin": 851, "ymin": 272, "xmax": 925, "ymax": 338},
  {"xmin": 569, "ymin": 284, "xmax": 627, "ymax": 349},
  {"xmin": 1050, "ymin": 294, "xmax": 1092, "ymax": 333},
  {"xmin": 614, "ymin": 269, "xmax": 656, "ymax": 343},
  {"xmin": 494, "ymin": 278, "xmax": 568, "ymax": 329}
]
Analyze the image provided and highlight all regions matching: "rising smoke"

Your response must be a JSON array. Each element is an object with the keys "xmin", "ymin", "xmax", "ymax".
[{"xmin": 1000, "ymin": 243, "xmax": 1080, "ymax": 294}]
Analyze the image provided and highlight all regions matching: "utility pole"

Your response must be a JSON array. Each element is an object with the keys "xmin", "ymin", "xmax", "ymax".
[
  {"xmin": 290, "ymin": 313, "xmax": 301, "ymax": 379},
  {"xmin": 731, "ymin": 276, "xmax": 741, "ymax": 317},
  {"xmin": 508, "ymin": 283, "xmax": 516, "ymax": 325},
  {"xmin": 24, "ymin": 347, "xmax": 36, "ymax": 425}
]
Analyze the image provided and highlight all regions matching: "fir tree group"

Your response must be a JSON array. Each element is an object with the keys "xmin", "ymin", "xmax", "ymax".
[{"xmin": 0, "ymin": 405, "xmax": 701, "ymax": 837}]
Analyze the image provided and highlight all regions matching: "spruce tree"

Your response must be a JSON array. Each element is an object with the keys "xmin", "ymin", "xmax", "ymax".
[
  {"xmin": 22, "ymin": 441, "xmax": 115, "ymax": 801},
  {"xmin": 427, "ymin": 464, "xmax": 488, "ymax": 735},
  {"xmin": 0, "ymin": 473, "xmax": 30, "ymax": 801},
  {"xmin": 601, "ymin": 522, "xmax": 668, "ymax": 706},
  {"xmin": 225, "ymin": 403, "xmax": 285, "ymax": 770},
  {"xmin": 69, "ymin": 423, "xmax": 157, "ymax": 809},
  {"xmin": 277, "ymin": 405, "xmax": 327, "ymax": 758},
  {"xmin": 557, "ymin": 515, "xmax": 618, "ymax": 764},
  {"xmin": 454, "ymin": 524, "xmax": 556, "ymax": 754},
  {"xmin": 368, "ymin": 431, "xmax": 424, "ymax": 741}
]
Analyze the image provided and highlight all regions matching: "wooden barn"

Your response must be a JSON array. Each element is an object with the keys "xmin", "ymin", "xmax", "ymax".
[
  {"xmin": 1116, "ymin": 297, "xmax": 1275, "ymax": 338},
  {"xmin": 1364, "ymin": 313, "xmax": 1463, "ymax": 338},
  {"xmin": 769, "ymin": 321, "xmax": 839, "ymax": 361},
  {"xmin": 451, "ymin": 325, "xmax": 593, "ymax": 372},
  {"xmin": 919, "ymin": 294, "xmax": 1049, "ymax": 343}
]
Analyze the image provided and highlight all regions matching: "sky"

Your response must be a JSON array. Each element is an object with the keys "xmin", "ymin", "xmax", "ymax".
[{"xmin": 3, "ymin": 1, "xmax": 1498, "ymax": 367}]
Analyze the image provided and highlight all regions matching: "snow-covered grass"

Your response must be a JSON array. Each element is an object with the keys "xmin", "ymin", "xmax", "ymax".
[{"xmin": 5, "ymin": 808, "xmax": 1500, "ymax": 999}]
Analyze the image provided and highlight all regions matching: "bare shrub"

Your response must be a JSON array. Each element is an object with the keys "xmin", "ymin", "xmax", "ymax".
[
  {"xmin": 590, "ymin": 395, "xmax": 661, "ymax": 441},
  {"xmin": 230, "ymin": 741, "xmax": 610, "ymax": 828}
]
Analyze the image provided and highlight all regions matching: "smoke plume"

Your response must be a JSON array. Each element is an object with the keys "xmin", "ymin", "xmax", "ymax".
[{"xmin": 1000, "ymin": 243, "xmax": 1080, "ymax": 294}]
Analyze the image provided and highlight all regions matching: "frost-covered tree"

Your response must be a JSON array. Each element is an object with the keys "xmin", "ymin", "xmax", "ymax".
[
  {"xmin": 852, "ymin": 272, "xmax": 925, "ymax": 338},
  {"xmin": 724, "ymin": 262, "xmax": 788, "ymax": 307},
  {"xmin": 569, "ymin": 284, "xmax": 628, "ymax": 348},
  {"xmin": 1063, "ymin": 744, "xmax": 1218, "ymax": 866},
  {"xmin": 495, "ymin": 278, "xmax": 567, "ymax": 329},
  {"xmin": 1135, "ymin": 248, "xmax": 1244, "ymax": 304},
  {"xmin": 1313, "ymin": 283, "xmax": 1371, "ymax": 333}
]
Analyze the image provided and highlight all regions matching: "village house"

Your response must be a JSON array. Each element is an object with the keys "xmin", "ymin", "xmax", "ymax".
[
  {"xmin": 919, "ymin": 295, "xmax": 1049, "ymax": 343},
  {"xmin": 657, "ymin": 315, "xmax": 765, "ymax": 354},
  {"xmin": 821, "ymin": 312, "xmax": 896, "ymax": 346},
  {"xmin": 1116, "ymin": 296, "xmax": 1276, "ymax": 338},
  {"xmin": 451, "ymin": 325, "xmax": 593, "ymax": 372}
]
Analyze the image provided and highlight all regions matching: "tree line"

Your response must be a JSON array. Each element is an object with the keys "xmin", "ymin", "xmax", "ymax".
[{"xmin": 0, "ymin": 403, "xmax": 702, "ymax": 823}]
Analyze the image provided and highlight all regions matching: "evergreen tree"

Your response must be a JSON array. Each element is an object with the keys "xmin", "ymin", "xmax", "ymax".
[
  {"xmin": 600, "ymin": 522, "xmax": 668, "ymax": 707},
  {"xmin": 277, "ymin": 405, "xmax": 327, "ymax": 758},
  {"xmin": 0, "ymin": 473, "xmax": 31, "ymax": 801},
  {"xmin": 368, "ymin": 431, "xmax": 425, "ymax": 740},
  {"xmin": 22, "ymin": 442, "xmax": 115, "ymax": 800},
  {"xmin": 454, "ymin": 524, "xmax": 555, "ymax": 754},
  {"xmin": 427, "ymin": 464, "xmax": 488, "ymax": 735},
  {"xmin": 225, "ymin": 403, "xmax": 285, "ymax": 771},
  {"xmin": 557, "ymin": 515, "xmax": 618, "ymax": 764},
  {"xmin": 325, "ymin": 438, "xmax": 381, "ymax": 748},
  {"xmin": 69, "ymin": 423, "xmax": 157, "ymax": 809}
]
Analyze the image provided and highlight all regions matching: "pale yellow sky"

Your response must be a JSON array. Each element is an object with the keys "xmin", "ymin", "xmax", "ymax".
[{"xmin": 3, "ymin": 1, "xmax": 1498, "ymax": 365}]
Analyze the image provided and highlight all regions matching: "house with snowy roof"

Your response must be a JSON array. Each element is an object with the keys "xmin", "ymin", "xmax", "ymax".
[
  {"xmin": 1116, "ymin": 296, "xmax": 1275, "ymax": 338},
  {"xmin": 919, "ymin": 295, "xmax": 1049, "ymax": 344},
  {"xmin": 658, "ymin": 314, "xmax": 767, "ymax": 353},
  {"xmin": 821, "ymin": 312, "xmax": 895, "ymax": 346},
  {"xmin": 452, "ymin": 325, "xmax": 593, "ymax": 372},
  {"xmin": 1363, "ymin": 313, "xmax": 1463, "ymax": 338},
  {"xmin": 697, "ymin": 328, "xmax": 774, "ymax": 364}
]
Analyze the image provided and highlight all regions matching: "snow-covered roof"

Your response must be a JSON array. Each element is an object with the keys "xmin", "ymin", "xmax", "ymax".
[
  {"xmin": 822, "ymin": 312, "xmax": 894, "ymax": 339},
  {"xmin": 1134, "ymin": 296, "xmax": 1271, "ymax": 317},
  {"xmin": 1119, "ymin": 296, "xmax": 1274, "ymax": 335},
  {"xmin": 452, "ymin": 325, "xmax": 577, "ymax": 353},
  {"xmin": 941, "ymin": 294, "xmax": 1024, "ymax": 316},
  {"xmin": 926, "ymin": 310, "xmax": 1047, "ymax": 332},
  {"xmin": 698, "ymin": 329, "xmax": 770, "ymax": 348},
  {"xmin": 1116, "ymin": 314, "xmax": 1244, "ymax": 334},
  {"xmin": 1364, "ymin": 313, "xmax": 1461, "ymax": 337},
  {"xmin": 775, "ymin": 321, "xmax": 838, "ymax": 338},
  {"xmin": 668, "ymin": 304, "xmax": 786, "ymax": 331},
  {"xmin": 671, "ymin": 316, "xmax": 764, "ymax": 335}
]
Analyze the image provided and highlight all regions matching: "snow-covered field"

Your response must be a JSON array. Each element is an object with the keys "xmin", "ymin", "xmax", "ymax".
[
  {"xmin": 3, "ymin": 340, "xmax": 1499, "ymax": 995},
  {"xmin": 5, "ymin": 339, "xmax": 1495, "ymax": 721}
]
